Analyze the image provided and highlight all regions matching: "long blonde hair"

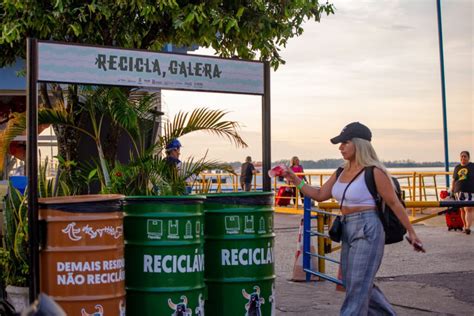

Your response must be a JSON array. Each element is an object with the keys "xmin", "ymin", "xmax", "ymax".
[{"xmin": 344, "ymin": 138, "xmax": 393, "ymax": 184}]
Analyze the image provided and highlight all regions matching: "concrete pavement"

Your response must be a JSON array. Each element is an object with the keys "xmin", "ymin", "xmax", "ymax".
[{"xmin": 274, "ymin": 212, "xmax": 474, "ymax": 315}]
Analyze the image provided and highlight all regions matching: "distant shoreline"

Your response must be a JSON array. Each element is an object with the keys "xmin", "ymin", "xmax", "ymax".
[{"xmin": 227, "ymin": 159, "xmax": 458, "ymax": 170}]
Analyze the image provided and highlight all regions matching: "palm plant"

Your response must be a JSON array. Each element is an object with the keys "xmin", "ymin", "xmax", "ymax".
[
  {"xmin": 159, "ymin": 107, "xmax": 246, "ymax": 153},
  {"xmin": 0, "ymin": 86, "xmax": 247, "ymax": 196},
  {"xmin": 37, "ymin": 154, "xmax": 97, "ymax": 197},
  {"xmin": 0, "ymin": 106, "xmax": 74, "ymax": 174},
  {"xmin": 38, "ymin": 156, "xmax": 56, "ymax": 198},
  {"xmin": 0, "ymin": 87, "xmax": 139, "ymax": 187},
  {"xmin": 109, "ymin": 104, "xmax": 247, "ymax": 195},
  {"xmin": 109, "ymin": 151, "xmax": 235, "ymax": 196},
  {"xmin": 0, "ymin": 184, "xmax": 29, "ymax": 287}
]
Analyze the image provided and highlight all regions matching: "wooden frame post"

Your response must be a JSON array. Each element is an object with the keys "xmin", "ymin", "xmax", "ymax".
[
  {"xmin": 262, "ymin": 61, "xmax": 271, "ymax": 192},
  {"xmin": 26, "ymin": 37, "xmax": 40, "ymax": 302}
]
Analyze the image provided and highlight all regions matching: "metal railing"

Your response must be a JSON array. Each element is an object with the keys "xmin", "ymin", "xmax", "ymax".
[
  {"xmin": 303, "ymin": 197, "xmax": 343, "ymax": 284},
  {"xmin": 304, "ymin": 198, "xmax": 474, "ymax": 286},
  {"xmin": 13, "ymin": 164, "xmax": 453, "ymax": 200},
  {"xmin": 191, "ymin": 170, "xmax": 452, "ymax": 204}
]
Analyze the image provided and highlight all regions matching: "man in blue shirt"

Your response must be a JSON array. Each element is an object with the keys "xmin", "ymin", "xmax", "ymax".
[{"xmin": 165, "ymin": 139, "xmax": 182, "ymax": 168}]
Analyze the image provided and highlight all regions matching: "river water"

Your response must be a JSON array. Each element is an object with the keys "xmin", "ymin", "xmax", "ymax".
[
  {"xmin": 304, "ymin": 167, "xmax": 452, "ymax": 200},
  {"xmin": 204, "ymin": 167, "xmax": 453, "ymax": 201}
]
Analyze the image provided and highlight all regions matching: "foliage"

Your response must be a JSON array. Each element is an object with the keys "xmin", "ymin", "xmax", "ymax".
[
  {"xmin": 0, "ymin": 1, "xmax": 334, "ymax": 69},
  {"xmin": 128, "ymin": 105, "xmax": 245, "ymax": 195},
  {"xmin": 72, "ymin": 86, "xmax": 139, "ymax": 186},
  {"xmin": 0, "ymin": 112, "xmax": 27, "ymax": 171},
  {"xmin": 38, "ymin": 155, "xmax": 98, "ymax": 197},
  {"xmin": 38, "ymin": 84, "xmax": 85, "ymax": 164},
  {"xmin": 59, "ymin": 87, "xmax": 246, "ymax": 194},
  {"xmin": 38, "ymin": 156, "xmax": 55, "ymax": 197},
  {"xmin": 108, "ymin": 152, "xmax": 235, "ymax": 196},
  {"xmin": 102, "ymin": 100, "xmax": 244, "ymax": 195},
  {"xmin": 0, "ymin": 97, "xmax": 78, "ymax": 172},
  {"xmin": 0, "ymin": 86, "xmax": 244, "ymax": 195},
  {"xmin": 160, "ymin": 108, "xmax": 246, "ymax": 151},
  {"xmin": 0, "ymin": 184, "xmax": 29, "ymax": 287},
  {"xmin": 0, "ymin": 1, "xmax": 335, "ymax": 173}
]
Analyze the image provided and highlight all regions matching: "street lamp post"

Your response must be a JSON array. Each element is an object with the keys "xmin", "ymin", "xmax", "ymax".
[{"xmin": 436, "ymin": 0, "xmax": 450, "ymax": 188}]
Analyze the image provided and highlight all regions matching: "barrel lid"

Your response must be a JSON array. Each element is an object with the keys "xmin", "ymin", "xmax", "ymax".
[
  {"xmin": 205, "ymin": 192, "xmax": 274, "ymax": 206},
  {"xmin": 125, "ymin": 195, "xmax": 206, "ymax": 202},
  {"xmin": 38, "ymin": 194, "xmax": 125, "ymax": 205},
  {"xmin": 206, "ymin": 192, "xmax": 274, "ymax": 198}
]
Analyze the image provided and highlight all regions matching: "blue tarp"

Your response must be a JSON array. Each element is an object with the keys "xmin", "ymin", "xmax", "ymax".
[{"xmin": 10, "ymin": 176, "xmax": 27, "ymax": 194}]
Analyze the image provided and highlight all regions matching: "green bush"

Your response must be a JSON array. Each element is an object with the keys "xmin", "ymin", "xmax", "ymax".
[{"xmin": 0, "ymin": 183, "xmax": 29, "ymax": 287}]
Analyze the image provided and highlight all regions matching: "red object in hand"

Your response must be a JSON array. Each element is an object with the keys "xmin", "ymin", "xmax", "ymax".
[
  {"xmin": 268, "ymin": 164, "xmax": 288, "ymax": 178},
  {"xmin": 440, "ymin": 190, "xmax": 449, "ymax": 199}
]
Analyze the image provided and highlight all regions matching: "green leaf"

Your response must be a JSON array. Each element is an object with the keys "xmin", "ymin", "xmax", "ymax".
[
  {"xmin": 88, "ymin": 168, "xmax": 98, "ymax": 181},
  {"xmin": 184, "ymin": 12, "xmax": 195, "ymax": 24},
  {"xmin": 225, "ymin": 19, "xmax": 237, "ymax": 33},
  {"xmin": 236, "ymin": 7, "xmax": 245, "ymax": 18},
  {"xmin": 54, "ymin": 0, "xmax": 64, "ymax": 12},
  {"xmin": 69, "ymin": 23, "xmax": 82, "ymax": 37},
  {"xmin": 87, "ymin": 4, "xmax": 96, "ymax": 13}
]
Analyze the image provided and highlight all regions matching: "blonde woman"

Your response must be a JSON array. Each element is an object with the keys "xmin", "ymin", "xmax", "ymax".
[{"xmin": 282, "ymin": 122, "xmax": 423, "ymax": 316}]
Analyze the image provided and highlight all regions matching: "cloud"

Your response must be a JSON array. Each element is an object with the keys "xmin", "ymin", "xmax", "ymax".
[
  {"xmin": 164, "ymin": 0, "xmax": 472, "ymax": 163},
  {"xmin": 384, "ymin": 24, "xmax": 415, "ymax": 31}
]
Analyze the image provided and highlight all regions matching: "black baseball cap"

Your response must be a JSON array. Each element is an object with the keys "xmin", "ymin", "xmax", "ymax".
[{"xmin": 330, "ymin": 122, "xmax": 372, "ymax": 144}]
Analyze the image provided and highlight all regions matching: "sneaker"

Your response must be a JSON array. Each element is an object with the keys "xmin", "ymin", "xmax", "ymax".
[{"xmin": 465, "ymin": 228, "xmax": 471, "ymax": 235}]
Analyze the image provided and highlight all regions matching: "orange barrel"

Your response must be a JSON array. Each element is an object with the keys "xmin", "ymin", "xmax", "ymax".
[{"xmin": 39, "ymin": 194, "xmax": 126, "ymax": 315}]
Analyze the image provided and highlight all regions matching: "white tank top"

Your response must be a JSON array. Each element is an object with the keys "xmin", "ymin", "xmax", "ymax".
[{"xmin": 331, "ymin": 171, "xmax": 376, "ymax": 207}]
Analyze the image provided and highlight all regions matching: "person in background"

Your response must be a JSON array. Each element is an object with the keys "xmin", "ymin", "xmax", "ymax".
[
  {"xmin": 451, "ymin": 150, "xmax": 474, "ymax": 235},
  {"xmin": 240, "ymin": 156, "xmax": 256, "ymax": 191},
  {"xmin": 282, "ymin": 122, "xmax": 423, "ymax": 316},
  {"xmin": 289, "ymin": 156, "xmax": 306, "ymax": 205},
  {"xmin": 165, "ymin": 138, "xmax": 182, "ymax": 168},
  {"xmin": 164, "ymin": 138, "xmax": 193, "ymax": 194}
]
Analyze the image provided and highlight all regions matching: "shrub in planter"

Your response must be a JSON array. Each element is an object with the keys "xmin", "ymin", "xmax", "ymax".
[
  {"xmin": 0, "ymin": 184, "xmax": 28, "ymax": 287},
  {"xmin": 0, "ymin": 183, "xmax": 29, "ymax": 312}
]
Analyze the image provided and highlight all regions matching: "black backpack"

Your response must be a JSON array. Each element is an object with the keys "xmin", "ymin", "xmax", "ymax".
[{"xmin": 336, "ymin": 166, "xmax": 406, "ymax": 244}]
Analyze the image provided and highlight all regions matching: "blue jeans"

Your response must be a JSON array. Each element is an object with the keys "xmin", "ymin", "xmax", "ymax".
[{"xmin": 340, "ymin": 210, "xmax": 396, "ymax": 316}]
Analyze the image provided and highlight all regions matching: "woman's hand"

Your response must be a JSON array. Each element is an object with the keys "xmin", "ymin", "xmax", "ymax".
[
  {"xmin": 406, "ymin": 231, "xmax": 425, "ymax": 253},
  {"xmin": 281, "ymin": 166, "xmax": 296, "ymax": 182}
]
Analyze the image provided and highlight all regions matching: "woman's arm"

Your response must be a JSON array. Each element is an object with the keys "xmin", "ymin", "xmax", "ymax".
[
  {"xmin": 283, "ymin": 168, "xmax": 336, "ymax": 202},
  {"xmin": 373, "ymin": 168, "xmax": 423, "ymax": 246},
  {"xmin": 450, "ymin": 166, "xmax": 457, "ymax": 194}
]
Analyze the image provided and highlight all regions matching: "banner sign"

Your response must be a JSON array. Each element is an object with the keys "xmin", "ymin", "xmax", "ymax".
[{"xmin": 38, "ymin": 42, "xmax": 264, "ymax": 95}]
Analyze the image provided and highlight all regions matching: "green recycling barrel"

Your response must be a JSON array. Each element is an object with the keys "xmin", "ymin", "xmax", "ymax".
[
  {"xmin": 204, "ymin": 192, "xmax": 275, "ymax": 316},
  {"xmin": 124, "ymin": 196, "xmax": 206, "ymax": 316}
]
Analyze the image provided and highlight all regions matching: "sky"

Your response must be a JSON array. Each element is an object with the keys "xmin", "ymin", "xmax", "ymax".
[{"xmin": 160, "ymin": 0, "xmax": 473, "ymax": 164}]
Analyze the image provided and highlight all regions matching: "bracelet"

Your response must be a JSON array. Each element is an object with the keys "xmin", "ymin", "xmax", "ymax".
[{"xmin": 297, "ymin": 180, "xmax": 305, "ymax": 190}]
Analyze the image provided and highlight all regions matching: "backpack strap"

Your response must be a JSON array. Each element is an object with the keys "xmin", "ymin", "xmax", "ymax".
[
  {"xmin": 335, "ymin": 167, "xmax": 344, "ymax": 179},
  {"xmin": 364, "ymin": 165, "xmax": 403, "ymax": 210},
  {"xmin": 365, "ymin": 166, "xmax": 402, "ymax": 198},
  {"xmin": 364, "ymin": 166, "xmax": 380, "ymax": 203}
]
